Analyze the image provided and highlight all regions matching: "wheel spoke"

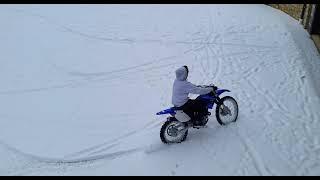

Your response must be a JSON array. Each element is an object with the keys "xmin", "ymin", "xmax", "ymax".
[
  {"xmin": 162, "ymin": 120, "xmax": 187, "ymax": 143},
  {"xmin": 218, "ymin": 97, "xmax": 238, "ymax": 125}
]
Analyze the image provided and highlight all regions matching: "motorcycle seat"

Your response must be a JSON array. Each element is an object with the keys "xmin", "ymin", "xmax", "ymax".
[{"xmin": 172, "ymin": 106, "xmax": 184, "ymax": 111}]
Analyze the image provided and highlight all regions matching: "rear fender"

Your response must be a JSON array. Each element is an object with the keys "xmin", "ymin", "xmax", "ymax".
[{"xmin": 156, "ymin": 108, "xmax": 176, "ymax": 115}]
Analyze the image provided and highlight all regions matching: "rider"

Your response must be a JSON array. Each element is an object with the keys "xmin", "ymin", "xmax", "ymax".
[{"xmin": 172, "ymin": 65, "xmax": 216, "ymax": 126}]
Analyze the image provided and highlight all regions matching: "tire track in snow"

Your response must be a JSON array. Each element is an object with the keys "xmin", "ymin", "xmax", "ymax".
[
  {"xmin": 174, "ymin": 41, "xmax": 278, "ymax": 49},
  {"xmin": 197, "ymin": 126, "xmax": 239, "ymax": 173},
  {"xmin": 251, "ymin": 52, "xmax": 294, "ymax": 116},
  {"xmin": 66, "ymin": 56, "xmax": 178, "ymax": 78},
  {"xmin": 197, "ymin": 46, "xmax": 273, "ymax": 86},
  {"xmin": 1, "ymin": 33, "xmax": 216, "ymax": 96},
  {"xmin": 2, "ymin": 114, "xmax": 157, "ymax": 165},
  {"xmin": 0, "ymin": 37, "xmax": 275, "ymax": 96},
  {"xmin": 185, "ymin": 22, "xmax": 250, "ymax": 168},
  {"xmin": 281, "ymin": 50, "xmax": 314, "ymax": 122},
  {"xmin": 0, "ymin": 140, "xmax": 140, "ymax": 167},
  {"xmin": 12, "ymin": 8, "xmax": 279, "ymax": 51},
  {"xmin": 277, "ymin": 44, "xmax": 320, "ymax": 175},
  {"xmin": 191, "ymin": 30, "xmax": 278, "ymax": 178},
  {"xmin": 234, "ymin": 51, "xmax": 272, "ymax": 112},
  {"xmin": 230, "ymin": 46, "xmax": 310, "ymax": 175},
  {"xmin": 262, "ymin": 110, "xmax": 302, "ymax": 175},
  {"xmin": 273, "ymin": 50, "xmax": 312, "ymax": 118},
  {"xmin": 243, "ymin": 76, "xmax": 273, "ymax": 113},
  {"xmin": 227, "ymin": 48, "xmax": 294, "ymax": 175},
  {"xmin": 234, "ymin": 126, "xmax": 271, "ymax": 176},
  {"xmin": 207, "ymin": 45, "xmax": 221, "ymax": 83},
  {"xmin": 0, "ymin": 59, "xmax": 181, "ymax": 95},
  {"xmin": 63, "ymin": 131, "xmax": 139, "ymax": 159},
  {"xmin": 11, "ymin": 148, "xmax": 141, "ymax": 176},
  {"xmin": 105, "ymin": 47, "xmax": 273, "ymax": 90},
  {"xmin": 86, "ymin": 143, "xmax": 119, "ymax": 157},
  {"xmin": 63, "ymin": 116, "xmax": 163, "ymax": 160},
  {"xmin": 248, "ymin": 49, "xmax": 310, "ymax": 125}
]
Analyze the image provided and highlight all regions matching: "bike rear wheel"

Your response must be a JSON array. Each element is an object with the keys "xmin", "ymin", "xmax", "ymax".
[{"xmin": 160, "ymin": 118, "xmax": 188, "ymax": 144}]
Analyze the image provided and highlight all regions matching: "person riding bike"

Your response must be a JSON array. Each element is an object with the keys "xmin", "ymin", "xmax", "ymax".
[{"xmin": 172, "ymin": 65, "xmax": 217, "ymax": 126}]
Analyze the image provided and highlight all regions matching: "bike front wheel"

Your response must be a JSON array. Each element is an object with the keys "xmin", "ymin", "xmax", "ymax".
[{"xmin": 216, "ymin": 96, "xmax": 238, "ymax": 125}]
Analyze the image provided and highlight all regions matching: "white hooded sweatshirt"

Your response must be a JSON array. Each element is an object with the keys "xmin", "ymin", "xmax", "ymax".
[{"xmin": 172, "ymin": 66, "xmax": 213, "ymax": 107}]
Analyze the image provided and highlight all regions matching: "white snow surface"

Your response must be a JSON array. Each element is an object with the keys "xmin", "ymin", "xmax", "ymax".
[{"xmin": 0, "ymin": 4, "xmax": 320, "ymax": 175}]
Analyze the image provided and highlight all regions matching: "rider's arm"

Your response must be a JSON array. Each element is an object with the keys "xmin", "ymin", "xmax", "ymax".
[{"xmin": 185, "ymin": 81, "xmax": 213, "ymax": 95}]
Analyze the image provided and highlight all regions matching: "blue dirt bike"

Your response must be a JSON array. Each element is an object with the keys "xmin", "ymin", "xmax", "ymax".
[{"xmin": 156, "ymin": 85, "xmax": 238, "ymax": 144}]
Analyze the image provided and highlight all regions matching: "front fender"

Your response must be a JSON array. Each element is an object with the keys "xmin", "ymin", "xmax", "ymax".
[{"xmin": 216, "ymin": 89, "xmax": 230, "ymax": 96}]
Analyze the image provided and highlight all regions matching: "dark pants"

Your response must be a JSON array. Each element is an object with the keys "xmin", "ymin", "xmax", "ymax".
[{"xmin": 180, "ymin": 99, "xmax": 207, "ymax": 120}]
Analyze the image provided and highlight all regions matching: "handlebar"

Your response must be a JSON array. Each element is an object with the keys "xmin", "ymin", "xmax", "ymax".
[{"xmin": 197, "ymin": 84, "xmax": 218, "ymax": 91}]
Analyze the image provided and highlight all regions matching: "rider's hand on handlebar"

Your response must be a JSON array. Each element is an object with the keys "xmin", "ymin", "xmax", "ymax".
[{"xmin": 209, "ymin": 84, "xmax": 217, "ymax": 91}]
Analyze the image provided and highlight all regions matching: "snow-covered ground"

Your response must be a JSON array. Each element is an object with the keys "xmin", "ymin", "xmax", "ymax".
[{"xmin": 0, "ymin": 4, "xmax": 320, "ymax": 175}]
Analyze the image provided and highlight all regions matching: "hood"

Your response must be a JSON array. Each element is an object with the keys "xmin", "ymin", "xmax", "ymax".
[{"xmin": 175, "ymin": 66, "xmax": 188, "ymax": 81}]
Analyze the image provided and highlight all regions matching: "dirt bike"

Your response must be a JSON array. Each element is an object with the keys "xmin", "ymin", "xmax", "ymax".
[{"xmin": 156, "ymin": 85, "xmax": 238, "ymax": 144}]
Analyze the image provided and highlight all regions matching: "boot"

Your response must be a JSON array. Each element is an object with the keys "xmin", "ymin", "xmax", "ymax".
[{"xmin": 183, "ymin": 121, "xmax": 193, "ymax": 128}]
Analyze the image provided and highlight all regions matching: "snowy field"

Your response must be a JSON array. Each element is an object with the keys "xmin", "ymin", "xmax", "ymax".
[{"xmin": 0, "ymin": 4, "xmax": 320, "ymax": 175}]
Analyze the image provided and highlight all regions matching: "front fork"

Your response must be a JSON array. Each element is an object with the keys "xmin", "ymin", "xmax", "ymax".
[
  {"xmin": 215, "ymin": 96, "xmax": 231, "ymax": 116},
  {"xmin": 214, "ymin": 96, "xmax": 221, "ymax": 104}
]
